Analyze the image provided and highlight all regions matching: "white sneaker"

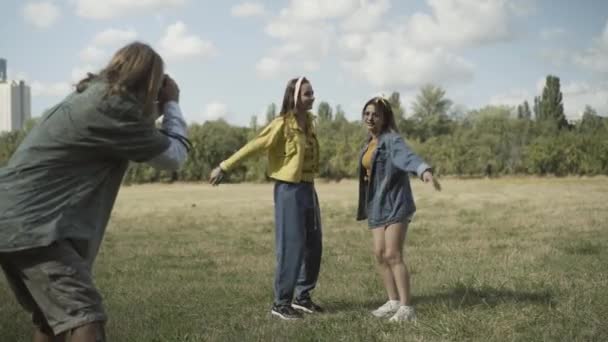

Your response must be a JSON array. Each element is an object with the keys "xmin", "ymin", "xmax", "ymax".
[
  {"xmin": 389, "ymin": 305, "xmax": 416, "ymax": 322},
  {"xmin": 371, "ymin": 300, "xmax": 400, "ymax": 317}
]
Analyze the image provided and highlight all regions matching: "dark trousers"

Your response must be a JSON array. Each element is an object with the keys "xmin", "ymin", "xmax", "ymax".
[{"xmin": 273, "ymin": 181, "xmax": 322, "ymax": 306}]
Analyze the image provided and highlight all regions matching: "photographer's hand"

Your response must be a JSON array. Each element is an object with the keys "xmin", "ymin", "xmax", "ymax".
[{"xmin": 158, "ymin": 74, "xmax": 180, "ymax": 105}]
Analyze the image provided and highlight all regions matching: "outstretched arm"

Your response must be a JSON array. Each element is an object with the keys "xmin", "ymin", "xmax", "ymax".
[
  {"xmin": 209, "ymin": 118, "xmax": 283, "ymax": 185},
  {"xmin": 390, "ymin": 135, "xmax": 441, "ymax": 191}
]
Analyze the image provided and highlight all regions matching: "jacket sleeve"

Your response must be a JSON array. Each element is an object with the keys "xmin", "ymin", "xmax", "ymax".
[
  {"xmin": 220, "ymin": 118, "xmax": 284, "ymax": 172},
  {"xmin": 145, "ymin": 101, "xmax": 190, "ymax": 171},
  {"xmin": 389, "ymin": 135, "xmax": 431, "ymax": 178}
]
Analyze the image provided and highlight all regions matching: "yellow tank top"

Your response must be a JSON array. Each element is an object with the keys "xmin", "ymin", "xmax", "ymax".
[{"xmin": 361, "ymin": 138, "xmax": 378, "ymax": 178}]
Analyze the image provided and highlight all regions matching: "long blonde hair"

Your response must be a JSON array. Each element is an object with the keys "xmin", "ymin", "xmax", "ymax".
[{"xmin": 76, "ymin": 41, "xmax": 165, "ymax": 116}]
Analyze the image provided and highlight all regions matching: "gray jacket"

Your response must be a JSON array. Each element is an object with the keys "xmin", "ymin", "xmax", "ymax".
[
  {"xmin": 356, "ymin": 132, "xmax": 430, "ymax": 228},
  {"xmin": 0, "ymin": 81, "xmax": 188, "ymax": 253}
]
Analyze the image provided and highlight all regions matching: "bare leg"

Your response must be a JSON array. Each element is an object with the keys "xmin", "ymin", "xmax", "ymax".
[
  {"xmin": 70, "ymin": 323, "xmax": 105, "ymax": 342},
  {"xmin": 371, "ymin": 227, "xmax": 398, "ymax": 300},
  {"xmin": 384, "ymin": 222, "xmax": 411, "ymax": 305},
  {"xmin": 33, "ymin": 328, "xmax": 66, "ymax": 342}
]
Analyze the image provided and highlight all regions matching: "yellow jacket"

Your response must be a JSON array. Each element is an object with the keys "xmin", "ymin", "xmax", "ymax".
[{"xmin": 219, "ymin": 112, "xmax": 320, "ymax": 183}]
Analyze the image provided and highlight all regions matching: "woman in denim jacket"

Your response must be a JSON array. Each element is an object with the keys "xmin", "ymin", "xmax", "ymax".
[
  {"xmin": 209, "ymin": 77, "xmax": 323, "ymax": 320},
  {"xmin": 357, "ymin": 97, "xmax": 440, "ymax": 322}
]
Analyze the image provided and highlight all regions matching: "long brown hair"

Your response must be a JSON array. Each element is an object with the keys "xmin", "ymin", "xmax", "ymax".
[
  {"xmin": 362, "ymin": 97, "xmax": 398, "ymax": 134},
  {"xmin": 76, "ymin": 41, "xmax": 165, "ymax": 116},
  {"xmin": 279, "ymin": 77, "xmax": 309, "ymax": 116}
]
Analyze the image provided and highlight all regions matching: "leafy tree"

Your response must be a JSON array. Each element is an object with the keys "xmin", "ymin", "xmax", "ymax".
[
  {"xmin": 334, "ymin": 104, "xmax": 347, "ymax": 124},
  {"xmin": 0, "ymin": 130, "xmax": 26, "ymax": 167},
  {"xmin": 387, "ymin": 91, "xmax": 406, "ymax": 132},
  {"xmin": 265, "ymin": 103, "xmax": 276, "ymax": 124},
  {"xmin": 578, "ymin": 105, "xmax": 606, "ymax": 134},
  {"xmin": 522, "ymin": 100, "xmax": 532, "ymax": 119},
  {"xmin": 533, "ymin": 96, "xmax": 542, "ymax": 120},
  {"xmin": 317, "ymin": 101, "xmax": 333, "ymax": 122},
  {"xmin": 411, "ymin": 85, "xmax": 453, "ymax": 141},
  {"xmin": 249, "ymin": 115, "xmax": 258, "ymax": 132},
  {"xmin": 517, "ymin": 101, "xmax": 532, "ymax": 120},
  {"xmin": 539, "ymin": 75, "xmax": 568, "ymax": 129}
]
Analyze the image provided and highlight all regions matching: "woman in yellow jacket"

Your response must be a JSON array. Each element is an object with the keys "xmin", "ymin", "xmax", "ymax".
[{"xmin": 209, "ymin": 77, "xmax": 323, "ymax": 320}]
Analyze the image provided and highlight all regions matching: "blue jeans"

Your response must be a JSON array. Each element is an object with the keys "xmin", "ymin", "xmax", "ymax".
[{"xmin": 273, "ymin": 181, "xmax": 322, "ymax": 306}]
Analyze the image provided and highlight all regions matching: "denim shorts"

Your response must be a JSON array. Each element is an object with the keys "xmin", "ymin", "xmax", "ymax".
[{"xmin": 369, "ymin": 213, "xmax": 414, "ymax": 230}]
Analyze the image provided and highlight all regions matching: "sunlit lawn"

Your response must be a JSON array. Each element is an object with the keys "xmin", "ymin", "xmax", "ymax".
[{"xmin": 1, "ymin": 177, "xmax": 607, "ymax": 341}]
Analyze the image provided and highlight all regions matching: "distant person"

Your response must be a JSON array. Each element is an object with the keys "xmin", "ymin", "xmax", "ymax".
[
  {"xmin": 485, "ymin": 163, "xmax": 493, "ymax": 178},
  {"xmin": 209, "ymin": 76, "xmax": 323, "ymax": 320},
  {"xmin": 356, "ymin": 96, "xmax": 441, "ymax": 322},
  {"xmin": 0, "ymin": 42, "xmax": 190, "ymax": 342}
]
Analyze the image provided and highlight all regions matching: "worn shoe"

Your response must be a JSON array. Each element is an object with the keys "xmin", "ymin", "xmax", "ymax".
[
  {"xmin": 292, "ymin": 298, "xmax": 324, "ymax": 314},
  {"xmin": 388, "ymin": 305, "xmax": 416, "ymax": 322},
  {"xmin": 271, "ymin": 304, "xmax": 303, "ymax": 320},
  {"xmin": 371, "ymin": 300, "xmax": 400, "ymax": 317}
]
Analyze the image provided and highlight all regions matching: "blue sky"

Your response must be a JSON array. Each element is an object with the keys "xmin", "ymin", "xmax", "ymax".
[{"xmin": 1, "ymin": 0, "xmax": 607, "ymax": 126}]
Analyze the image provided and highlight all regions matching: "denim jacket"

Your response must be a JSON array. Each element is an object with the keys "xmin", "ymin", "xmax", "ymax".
[{"xmin": 356, "ymin": 132, "xmax": 431, "ymax": 228}]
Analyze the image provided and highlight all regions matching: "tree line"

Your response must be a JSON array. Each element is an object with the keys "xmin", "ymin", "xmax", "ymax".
[{"xmin": 1, "ymin": 75, "xmax": 607, "ymax": 183}]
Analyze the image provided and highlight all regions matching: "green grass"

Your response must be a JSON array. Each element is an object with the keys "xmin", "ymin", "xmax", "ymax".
[{"xmin": 1, "ymin": 177, "xmax": 607, "ymax": 341}]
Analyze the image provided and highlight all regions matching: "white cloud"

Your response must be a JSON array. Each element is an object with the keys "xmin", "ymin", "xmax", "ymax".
[
  {"xmin": 6, "ymin": 69, "xmax": 29, "ymax": 82},
  {"xmin": 561, "ymin": 81, "xmax": 608, "ymax": 118},
  {"xmin": 344, "ymin": 44, "xmax": 474, "ymax": 88},
  {"xmin": 23, "ymin": 1, "xmax": 61, "ymax": 29},
  {"xmin": 259, "ymin": 20, "xmax": 334, "ymax": 77},
  {"xmin": 190, "ymin": 102, "xmax": 230, "ymax": 123},
  {"xmin": 340, "ymin": 27, "xmax": 475, "ymax": 88},
  {"xmin": 158, "ymin": 21, "xmax": 217, "ymax": 61},
  {"xmin": 540, "ymin": 27, "xmax": 566, "ymax": 40},
  {"xmin": 75, "ymin": 29, "xmax": 138, "ymax": 68},
  {"xmin": 370, "ymin": 0, "xmax": 527, "ymax": 88},
  {"xmin": 74, "ymin": 0, "xmax": 186, "ymax": 20},
  {"xmin": 539, "ymin": 48, "xmax": 571, "ymax": 67},
  {"xmin": 31, "ymin": 81, "xmax": 71, "ymax": 97},
  {"xmin": 231, "ymin": 2, "xmax": 266, "ymax": 18},
  {"xmin": 535, "ymin": 76, "xmax": 548, "ymax": 93},
  {"xmin": 279, "ymin": 0, "xmax": 358, "ymax": 22},
  {"xmin": 488, "ymin": 88, "xmax": 532, "ymax": 107},
  {"xmin": 259, "ymin": 0, "xmax": 525, "ymax": 88},
  {"xmin": 405, "ymin": 0, "xmax": 520, "ymax": 49},
  {"xmin": 204, "ymin": 102, "xmax": 229, "ymax": 120},
  {"xmin": 79, "ymin": 46, "xmax": 106, "ymax": 62},
  {"xmin": 71, "ymin": 65, "xmax": 97, "ymax": 82},
  {"xmin": 507, "ymin": 0, "xmax": 537, "ymax": 16},
  {"xmin": 340, "ymin": 0, "xmax": 390, "ymax": 32},
  {"xmin": 259, "ymin": 1, "xmax": 347, "ymax": 79},
  {"xmin": 573, "ymin": 20, "xmax": 608, "ymax": 72},
  {"xmin": 530, "ymin": 78, "xmax": 608, "ymax": 119},
  {"xmin": 93, "ymin": 28, "xmax": 138, "ymax": 46},
  {"xmin": 255, "ymin": 57, "xmax": 283, "ymax": 79},
  {"xmin": 337, "ymin": 33, "xmax": 368, "ymax": 59},
  {"xmin": 539, "ymin": 21, "xmax": 608, "ymax": 73}
]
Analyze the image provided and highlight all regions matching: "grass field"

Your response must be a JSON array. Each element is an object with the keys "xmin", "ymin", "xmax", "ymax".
[{"xmin": 1, "ymin": 177, "xmax": 607, "ymax": 341}]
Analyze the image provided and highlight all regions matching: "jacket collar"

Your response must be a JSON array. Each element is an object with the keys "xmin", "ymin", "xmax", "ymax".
[{"xmin": 284, "ymin": 111, "xmax": 316, "ymax": 133}]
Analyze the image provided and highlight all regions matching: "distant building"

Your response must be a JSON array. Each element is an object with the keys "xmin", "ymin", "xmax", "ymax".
[
  {"xmin": 0, "ymin": 58, "xmax": 6, "ymax": 82},
  {"xmin": 0, "ymin": 59, "xmax": 32, "ymax": 132}
]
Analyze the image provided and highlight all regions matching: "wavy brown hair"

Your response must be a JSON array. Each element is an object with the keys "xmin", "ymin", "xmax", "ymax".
[
  {"xmin": 362, "ymin": 97, "xmax": 398, "ymax": 134},
  {"xmin": 76, "ymin": 41, "xmax": 165, "ymax": 116}
]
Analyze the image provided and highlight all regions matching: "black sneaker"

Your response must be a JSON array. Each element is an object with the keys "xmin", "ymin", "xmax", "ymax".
[
  {"xmin": 271, "ymin": 304, "xmax": 303, "ymax": 320},
  {"xmin": 292, "ymin": 299, "xmax": 324, "ymax": 314}
]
